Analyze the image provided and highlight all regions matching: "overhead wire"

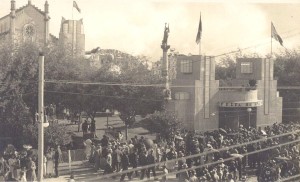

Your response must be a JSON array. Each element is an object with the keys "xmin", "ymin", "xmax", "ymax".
[
  {"xmin": 278, "ymin": 173, "xmax": 300, "ymax": 182},
  {"xmin": 95, "ymin": 129, "xmax": 300, "ymax": 180},
  {"xmin": 0, "ymin": 92, "xmax": 36, "ymax": 100},
  {"xmin": 96, "ymin": 132, "xmax": 300, "ymax": 180},
  {"xmin": 1, "ymin": 30, "xmax": 300, "ymax": 89},
  {"xmin": 173, "ymin": 31, "xmax": 300, "ymax": 66},
  {"xmin": 150, "ymin": 138, "xmax": 300, "ymax": 182},
  {"xmin": 212, "ymin": 27, "xmax": 300, "ymax": 53},
  {"xmin": 44, "ymin": 90, "xmax": 163, "ymax": 102},
  {"xmin": 45, "ymin": 79, "xmax": 300, "ymax": 90}
]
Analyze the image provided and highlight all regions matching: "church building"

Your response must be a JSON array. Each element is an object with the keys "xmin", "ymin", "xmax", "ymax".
[
  {"xmin": 0, "ymin": 0, "xmax": 50, "ymax": 46},
  {"xmin": 0, "ymin": 0, "xmax": 85, "ymax": 56}
]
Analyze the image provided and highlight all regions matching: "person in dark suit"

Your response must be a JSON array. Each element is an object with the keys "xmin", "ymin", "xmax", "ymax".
[
  {"xmin": 82, "ymin": 120, "xmax": 88, "ymax": 136},
  {"xmin": 90, "ymin": 120, "xmax": 96, "ymax": 138},
  {"xmin": 120, "ymin": 150, "xmax": 131, "ymax": 181},
  {"xmin": 139, "ymin": 151, "xmax": 148, "ymax": 180},
  {"xmin": 147, "ymin": 149, "xmax": 157, "ymax": 180},
  {"xmin": 54, "ymin": 145, "xmax": 61, "ymax": 177},
  {"xmin": 129, "ymin": 149, "xmax": 139, "ymax": 178}
]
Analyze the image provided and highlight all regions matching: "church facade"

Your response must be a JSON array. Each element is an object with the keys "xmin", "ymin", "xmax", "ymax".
[
  {"xmin": 0, "ymin": 0, "xmax": 50, "ymax": 46},
  {"xmin": 0, "ymin": 0, "xmax": 85, "ymax": 55}
]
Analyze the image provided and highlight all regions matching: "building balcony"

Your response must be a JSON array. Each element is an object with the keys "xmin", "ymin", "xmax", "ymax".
[{"xmin": 218, "ymin": 89, "xmax": 263, "ymax": 107}]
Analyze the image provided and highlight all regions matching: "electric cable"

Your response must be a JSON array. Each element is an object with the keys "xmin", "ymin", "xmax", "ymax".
[
  {"xmin": 150, "ymin": 138, "xmax": 300, "ymax": 182},
  {"xmin": 95, "ymin": 129, "xmax": 300, "ymax": 180}
]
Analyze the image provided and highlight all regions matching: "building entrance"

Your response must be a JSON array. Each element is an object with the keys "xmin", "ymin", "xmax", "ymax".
[{"xmin": 219, "ymin": 107, "xmax": 257, "ymax": 130}]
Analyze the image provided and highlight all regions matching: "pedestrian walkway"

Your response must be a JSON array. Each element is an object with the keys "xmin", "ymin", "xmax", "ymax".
[{"xmin": 43, "ymin": 161, "xmax": 259, "ymax": 182}]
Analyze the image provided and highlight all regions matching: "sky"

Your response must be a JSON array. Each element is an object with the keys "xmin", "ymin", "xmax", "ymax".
[{"xmin": 1, "ymin": 0, "xmax": 300, "ymax": 62}]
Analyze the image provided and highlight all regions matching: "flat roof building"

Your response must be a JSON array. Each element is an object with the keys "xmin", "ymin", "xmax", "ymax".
[{"xmin": 167, "ymin": 55, "xmax": 282, "ymax": 131}]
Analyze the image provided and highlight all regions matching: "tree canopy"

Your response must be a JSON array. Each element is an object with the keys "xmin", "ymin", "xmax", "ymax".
[{"xmin": 0, "ymin": 40, "xmax": 164, "ymax": 148}]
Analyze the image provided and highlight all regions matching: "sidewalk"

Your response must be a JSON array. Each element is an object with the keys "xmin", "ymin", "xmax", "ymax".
[
  {"xmin": 43, "ymin": 162, "xmax": 259, "ymax": 182},
  {"xmin": 43, "ymin": 161, "xmax": 175, "ymax": 182},
  {"xmin": 43, "ymin": 161, "xmax": 93, "ymax": 182}
]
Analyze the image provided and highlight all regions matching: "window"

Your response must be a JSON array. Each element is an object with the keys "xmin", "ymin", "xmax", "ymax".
[
  {"xmin": 175, "ymin": 92, "xmax": 190, "ymax": 100},
  {"xmin": 180, "ymin": 60, "xmax": 192, "ymax": 73},
  {"xmin": 241, "ymin": 62, "xmax": 253, "ymax": 73}
]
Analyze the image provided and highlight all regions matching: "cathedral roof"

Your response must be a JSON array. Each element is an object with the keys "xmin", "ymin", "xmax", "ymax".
[{"xmin": 0, "ymin": 3, "xmax": 46, "ymax": 21}]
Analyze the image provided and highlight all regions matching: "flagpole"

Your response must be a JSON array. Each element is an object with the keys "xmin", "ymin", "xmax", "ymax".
[
  {"xmin": 197, "ymin": 12, "xmax": 202, "ymax": 55},
  {"xmin": 199, "ymin": 41, "xmax": 201, "ymax": 55},
  {"xmin": 72, "ymin": 2, "xmax": 74, "ymax": 57},
  {"xmin": 72, "ymin": 2, "xmax": 74, "ymax": 20}
]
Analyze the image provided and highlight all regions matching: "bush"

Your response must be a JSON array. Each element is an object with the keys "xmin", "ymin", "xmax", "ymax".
[
  {"xmin": 23, "ymin": 122, "xmax": 72, "ymax": 148},
  {"xmin": 143, "ymin": 111, "xmax": 181, "ymax": 139},
  {"xmin": 45, "ymin": 123, "xmax": 72, "ymax": 147}
]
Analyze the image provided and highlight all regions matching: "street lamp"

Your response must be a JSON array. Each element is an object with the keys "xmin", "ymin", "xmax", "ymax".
[
  {"xmin": 247, "ymin": 108, "xmax": 252, "ymax": 129},
  {"xmin": 106, "ymin": 109, "xmax": 110, "ymax": 129}
]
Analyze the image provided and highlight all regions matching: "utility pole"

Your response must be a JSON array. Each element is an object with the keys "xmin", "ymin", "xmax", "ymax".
[{"xmin": 38, "ymin": 53, "xmax": 45, "ymax": 181}]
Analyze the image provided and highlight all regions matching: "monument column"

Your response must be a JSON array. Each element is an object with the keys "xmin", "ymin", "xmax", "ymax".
[
  {"xmin": 161, "ymin": 23, "xmax": 171, "ymax": 100},
  {"xmin": 44, "ymin": 0, "xmax": 50, "ymax": 46}
]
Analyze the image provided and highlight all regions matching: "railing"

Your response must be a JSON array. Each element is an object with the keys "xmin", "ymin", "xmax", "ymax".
[{"xmin": 60, "ymin": 149, "xmax": 86, "ymax": 163}]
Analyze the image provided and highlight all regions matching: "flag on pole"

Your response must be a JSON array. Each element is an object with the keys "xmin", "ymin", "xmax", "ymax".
[
  {"xmin": 73, "ymin": 1, "xmax": 81, "ymax": 13},
  {"xmin": 196, "ymin": 13, "xmax": 202, "ymax": 44},
  {"xmin": 271, "ymin": 22, "xmax": 283, "ymax": 46}
]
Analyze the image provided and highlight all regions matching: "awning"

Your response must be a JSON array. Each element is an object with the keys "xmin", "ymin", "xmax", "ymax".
[{"xmin": 219, "ymin": 100, "xmax": 263, "ymax": 107}]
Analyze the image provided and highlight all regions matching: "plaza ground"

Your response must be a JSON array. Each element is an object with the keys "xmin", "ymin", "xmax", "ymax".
[
  {"xmin": 65, "ymin": 115, "xmax": 156, "ymax": 142},
  {"xmin": 43, "ymin": 116, "xmax": 258, "ymax": 182}
]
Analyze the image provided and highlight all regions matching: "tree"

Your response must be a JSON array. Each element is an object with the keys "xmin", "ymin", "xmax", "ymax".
[
  {"xmin": 23, "ymin": 122, "xmax": 72, "ymax": 148},
  {"xmin": 89, "ymin": 50, "xmax": 164, "ymax": 127},
  {"xmin": 0, "ymin": 39, "xmax": 164, "ymax": 146},
  {"xmin": 45, "ymin": 123, "xmax": 72, "ymax": 147},
  {"xmin": 0, "ymin": 41, "xmax": 39, "ymax": 148},
  {"xmin": 0, "ymin": 41, "xmax": 84, "ymax": 148},
  {"xmin": 215, "ymin": 56, "xmax": 236, "ymax": 86},
  {"xmin": 273, "ymin": 49, "xmax": 300, "ymax": 122}
]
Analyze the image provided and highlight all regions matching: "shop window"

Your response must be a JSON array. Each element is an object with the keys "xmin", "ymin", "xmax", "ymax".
[
  {"xmin": 180, "ymin": 60, "xmax": 193, "ymax": 73},
  {"xmin": 175, "ymin": 92, "xmax": 190, "ymax": 100},
  {"xmin": 241, "ymin": 62, "xmax": 253, "ymax": 73}
]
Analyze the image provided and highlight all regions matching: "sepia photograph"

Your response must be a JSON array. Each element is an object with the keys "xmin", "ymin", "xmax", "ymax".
[{"xmin": 0, "ymin": 0, "xmax": 300, "ymax": 181}]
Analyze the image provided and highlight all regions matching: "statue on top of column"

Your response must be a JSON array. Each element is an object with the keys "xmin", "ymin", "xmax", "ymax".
[{"xmin": 162, "ymin": 23, "xmax": 170, "ymax": 45}]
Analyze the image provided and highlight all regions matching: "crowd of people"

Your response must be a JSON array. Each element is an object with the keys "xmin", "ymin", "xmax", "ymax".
[
  {"xmin": 0, "ymin": 145, "xmax": 61, "ymax": 182},
  {"xmin": 1, "ymin": 122, "xmax": 300, "ymax": 182},
  {"xmin": 84, "ymin": 122, "xmax": 300, "ymax": 182}
]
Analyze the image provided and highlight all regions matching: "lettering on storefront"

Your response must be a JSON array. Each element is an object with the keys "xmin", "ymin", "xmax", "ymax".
[{"xmin": 219, "ymin": 100, "xmax": 263, "ymax": 107}]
